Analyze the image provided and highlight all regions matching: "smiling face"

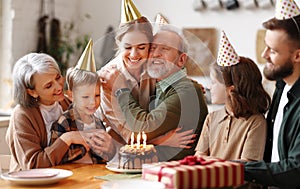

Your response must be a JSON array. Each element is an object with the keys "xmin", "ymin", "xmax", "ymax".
[
  {"xmin": 119, "ymin": 30, "xmax": 150, "ymax": 72},
  {"xmin": 262, "ymin": 29, "xmax": 294, "ymax": 81},
  {"xmin": 147, "ymin": 30, "xmax": 187, "ymax": 80},
  {"xmin": 27, "ymin": 67, "xmax": 65, "ymax": 106},
  {"xmin": 72, "ymin": 82, "xmax": 100, "ymax": 116}
]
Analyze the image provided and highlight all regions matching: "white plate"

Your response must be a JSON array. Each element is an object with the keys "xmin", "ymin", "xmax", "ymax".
[
  {"xmin": 105, "ymin": 163, "xmax": 142, "ymax": 173},
  {"xmin": 1, "ymin": 168, "xmax": 73, "ymax": 186},
  {"xmin": 102, "ymin": 179, "xmax": 165, "ymax": 189},
  {"xmin": 7, "ymin": 168, "xmax": 59, "ymax": 178}
]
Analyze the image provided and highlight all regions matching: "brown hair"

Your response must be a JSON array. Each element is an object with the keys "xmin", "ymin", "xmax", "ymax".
[
  {"xmin": 115, "ymin": 16, "xmax": 153, "ymax": 49},
  {"xmin": 220, "ymin": 57, "xmax": 271, "ymax": 118},
  {"xmin": 263, "ymin": 15, "xmax": 300, "ymax": 49}
]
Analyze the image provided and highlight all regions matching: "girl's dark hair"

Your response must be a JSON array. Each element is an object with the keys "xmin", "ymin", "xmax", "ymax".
[
  {"xmin": 220, "ymin": 57, "xmax": 271, "ymax": 118},
  {"xmin": 263, "ymin": 15, "xmax": 300, "ymax": 48}
]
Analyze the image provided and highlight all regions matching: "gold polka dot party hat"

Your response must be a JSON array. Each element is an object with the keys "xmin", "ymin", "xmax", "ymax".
[{"xmin": 217, "ymin": 31, "xmax": 240, "ymax": 67}]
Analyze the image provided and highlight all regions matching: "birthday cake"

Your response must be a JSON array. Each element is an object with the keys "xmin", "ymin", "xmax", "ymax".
[{"xmin": 118, "ymin": 144, "xmax": 158, "ymax": 169}]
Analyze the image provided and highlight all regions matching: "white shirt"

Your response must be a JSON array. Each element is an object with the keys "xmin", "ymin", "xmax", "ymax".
[
  {"xmin": 83, "ymin": 121, "xmax": 96, "ymax": 131},
  {"xmin": 40, "ymin": 102, "xmax": 63, "ymax": 145},
  {"xmin": 271, "ymin": 84, "xmax": 291, "ymax": 162}
]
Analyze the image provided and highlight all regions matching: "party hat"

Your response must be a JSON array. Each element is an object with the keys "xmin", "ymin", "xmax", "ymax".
[
  {"xmin": 217, "ymin": 31, "xmax": 240, "ymax": 67},
  {"xmin": 75, "ymin": 39, "xmax": 96, "ymax": 72},
  {"xmin": 121, "ymin": 0, "xmax": 142, "ymax": 23},
  {"xmin": 155, "ymin": 13, "xmax": 169, "ymax": 25},
  {"xmin": 275, "ymin": 0, "xmax": 300, "ymax": 19}
]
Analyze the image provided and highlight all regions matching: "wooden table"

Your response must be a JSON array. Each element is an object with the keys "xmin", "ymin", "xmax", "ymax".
[{"xmin": 0, "ymin": 163, "xmax": 118, "ymax": 189}]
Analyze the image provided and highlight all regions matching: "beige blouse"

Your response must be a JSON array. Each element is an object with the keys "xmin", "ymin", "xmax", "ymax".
[{"xmin": 195, "ymin": 107, "xmax": 267, "ymax": 161}]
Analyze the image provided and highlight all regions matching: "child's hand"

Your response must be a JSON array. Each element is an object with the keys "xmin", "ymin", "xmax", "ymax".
[
  {"xmin": 60, "ymin": 131, "xmax": 91, "ymax": 151},
  {"xmin": 84, "ymin": 129, "xmax": 116, "ymax": 161}
]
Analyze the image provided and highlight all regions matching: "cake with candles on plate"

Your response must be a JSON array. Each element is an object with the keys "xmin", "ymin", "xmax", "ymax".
[{"xmin": 118, "ymin": 132, "xmax": 158, "ymax": 170}]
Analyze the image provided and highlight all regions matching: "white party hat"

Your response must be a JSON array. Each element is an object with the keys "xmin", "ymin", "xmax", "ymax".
[
  {"xmin": 155, "ymin": 13, "xmax": 169, "ymax": 25},
  {"xmin": 217, "ymin": 31, "xmax": 240, "ymax": 67},
  {"xmin": 275, "ymin": 0, "xmax": 300, "ymax": 19}
]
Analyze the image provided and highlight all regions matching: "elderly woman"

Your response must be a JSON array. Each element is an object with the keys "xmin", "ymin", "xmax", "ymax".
[{"xmin": 6, "ymin": 53, "xmax": 94, "ymax": 171}]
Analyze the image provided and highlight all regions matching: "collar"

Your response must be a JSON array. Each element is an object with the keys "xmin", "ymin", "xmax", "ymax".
[
  {"xmin": 156, "ymin": 68, "xmax": 187, "ymax": 92},
  {"xmin": 276, "ymin": 77, "xmax": 300, "ymax": 100},
  {"xmin": 288, "ymin": 77, "xmax": 300, "ymax": 99},
  {"xmin": 216, "ymin": 107, "xmax": 247, "ymax": 124}
]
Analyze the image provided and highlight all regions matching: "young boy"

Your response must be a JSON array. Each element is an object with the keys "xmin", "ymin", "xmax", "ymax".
[{"xmin": 50, "ymin": 39, "xmax": 115, "ymax": 164}]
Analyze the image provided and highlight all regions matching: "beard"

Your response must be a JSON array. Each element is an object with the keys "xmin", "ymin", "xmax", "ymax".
[
  {"xmin": 263, "ymin": 59, "xmax": 293, "ymax": 81},
  {"xmin": 148, "ymin": 64, "xmax": 168, "ymax": 78},
  {"xmin": 147, "ymin": 59, "xmax": 177, "ymax": 79}
]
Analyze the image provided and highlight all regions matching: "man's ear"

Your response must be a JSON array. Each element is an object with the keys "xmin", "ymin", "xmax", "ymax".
[
  {"xmin": 294, "ymin": 49, "xmax": 300, "ymax": 63},
  {"xmin": 26, "ymin": 88, "xmax": 38, "ymax": 99},
  {"xmin": 177, "ymin": 53, "xmax": 188, "ymax": 68}
]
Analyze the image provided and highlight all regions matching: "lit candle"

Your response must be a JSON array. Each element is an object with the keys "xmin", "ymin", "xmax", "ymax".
[
  {"xmin": 142, "ymin": 131, "xmax": 147, "ymax": 148},
  {"xmin": 137, "ymin": 132, "xmax": 141, "ymax": 148},
  {"xmin": 130, "ymin": 132, "xmax": 134, "ymax": 147}
]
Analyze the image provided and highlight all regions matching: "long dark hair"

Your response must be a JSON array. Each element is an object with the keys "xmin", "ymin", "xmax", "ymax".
[{"xmin": 220, "ymin": 57, "xmax": 271, "ymax": 118}]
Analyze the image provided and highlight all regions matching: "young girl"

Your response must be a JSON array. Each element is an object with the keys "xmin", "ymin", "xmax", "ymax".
[
  {"xmin": 195, "ymin": 31, "xmax": 271, "ymax": 162},
  {"xmin": 50, "ymin": 40, "xmax": 115, "ymax": 164}
]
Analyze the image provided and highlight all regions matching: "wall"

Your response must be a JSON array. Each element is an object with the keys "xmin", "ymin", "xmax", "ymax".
[
  {"xmin": 8, "ymin": 0, "xmax": 275, "ymax": 66},
  {"xmin": 10, "ymin": 0, "xmax": 81, "ymax": 67},
  {"xmin": 134, "ymin": 0, "xmax": 274, "ymax": 61}
]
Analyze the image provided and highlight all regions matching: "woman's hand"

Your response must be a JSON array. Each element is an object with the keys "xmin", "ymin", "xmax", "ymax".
[
  {"xmin": 150, "ymin": 127, "xmax": 196, "ymax": 149},
  {"xmin": 98, "ymin": 66, "xmax": 128, "ymax": 93}
]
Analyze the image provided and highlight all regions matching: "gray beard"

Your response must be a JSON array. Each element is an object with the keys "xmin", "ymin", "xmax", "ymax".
[{"xmin": 148, "ymin": 67, "xmax": 167, "ymax": 78}]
